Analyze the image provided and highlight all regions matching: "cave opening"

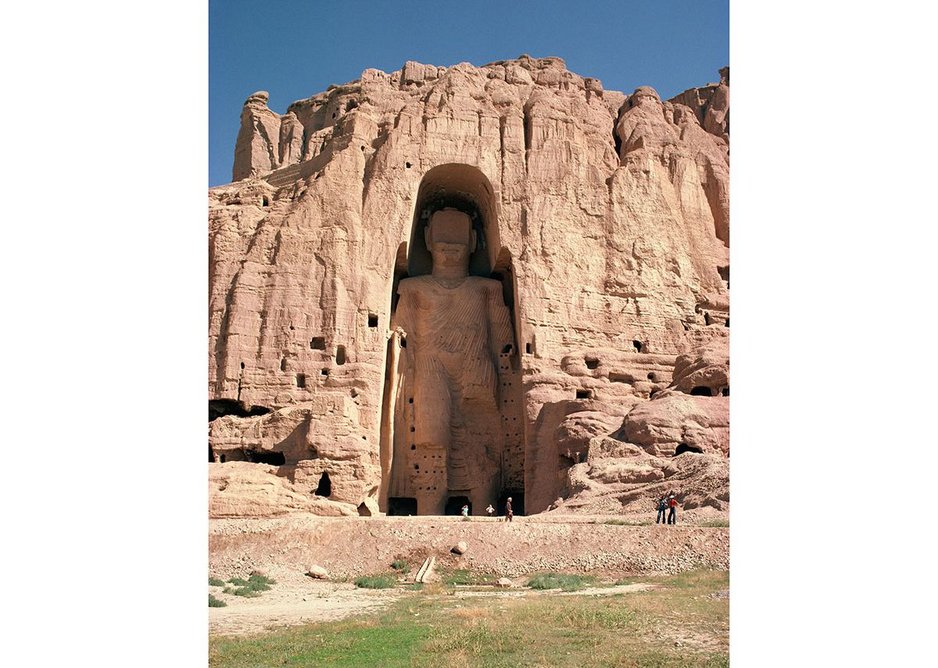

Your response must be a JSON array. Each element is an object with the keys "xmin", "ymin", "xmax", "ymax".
[
  {"xmin": 387, "ymin": 497, "xmax": 417, "ymax": 516},
  {"xmin": 585, "ymin": 357, "xmax": 599, "ymax": 370},
  {"xmin": 315, "ymin": 472, "xmax": 332, "ymax": 497},
  {"xmin": 209, "ymin": 399, "xmax": 272, "ymax": 422},
  {"xmin": 445, "ymin": 496, "xmax": 472, "ymax": 516},
  {"xmin": 310, "ymin": 336, "xmax": 326, "ymax": 350},
  {"xmin": 248, "ymin": 450, "xmax": 286, "ymax": 465},
  {"xmin": 498, "ymin": 491, "xmax": 524, "ymax": 516},
  {"xmin": 336, "ymin": 345, "xmax": 347, "ymax": 365},
  {"xmin": 633, "ymin": 340, "xmax": 643, "ymax": 353},
  {"xmin": 690, "ymin": 386, "xmax": 712, "ymax": 396},
  {"xmin": 675, "ymin": 443, "xmax": 703, "ymax": 456}
]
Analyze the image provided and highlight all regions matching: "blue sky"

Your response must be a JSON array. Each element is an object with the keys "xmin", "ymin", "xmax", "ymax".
[{"xmin": 210, "ymin": 0, "xmax": 728, "ymax": 186}]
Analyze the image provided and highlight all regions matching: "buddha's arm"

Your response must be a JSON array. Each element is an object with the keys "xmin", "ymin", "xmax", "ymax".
[{"xmin": 487, "ymin": 282, "xmax": 515, "ymax": 360}]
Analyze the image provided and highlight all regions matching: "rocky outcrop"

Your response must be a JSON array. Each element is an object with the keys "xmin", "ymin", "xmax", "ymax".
[{"xmin": 210, "ymin": 56, "xmax": 730, "ymax": 518}]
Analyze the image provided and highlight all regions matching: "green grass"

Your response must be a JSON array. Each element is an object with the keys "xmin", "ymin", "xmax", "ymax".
[
  {"xmin": 209, "ymin": 594, "xmax": 227, "ymax": 608},
  {"xmin": 354, "ymin": 574, "xmax": 397, "ymax": 589},
  {"xmin": 526, "ymin": 573, "xmax": 598, "ymax": 591},
  {"xmin": 698, "ymin": 519, "xmax": 730, "ymax": 527},
  {"xmin": 209, "ymin": 577, "xmax": 225, "ymax": 587},
  {"xmin": 227, "ymin": 573, "xmax": 276, "ymax": 598},
  {"xmin": 209, "ymin": 569, "xmax": 729, "ymax": 668},
  {"xmin": 441, "ymin": 568, "xmax": 493, "ymax": 586},
  {"xmin": 391, "ymin": 559, "xmax": 409, "ymax": 573},
  {"xmin": 599, "ymin": 518, "xmax": 653, "ymax": 526}
]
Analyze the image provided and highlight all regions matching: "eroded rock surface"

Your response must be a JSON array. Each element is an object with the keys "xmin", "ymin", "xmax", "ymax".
[{"xmin": 209, "ymin": 57, "xmax": 730, "ymax": 518}]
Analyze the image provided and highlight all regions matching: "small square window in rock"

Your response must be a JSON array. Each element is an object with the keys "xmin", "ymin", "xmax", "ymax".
[
  {"xmin": 296, "ymin": 373, "xmax": 306, "ymax": 388},
  {"xmin": 576, "ymin": 389, "xmax": 592, "ymax": 400},
  {"xmin": 368, "ymin": 313, "xmax": 378, "ymax": 327},
  {"xmin": 310, "ymin": 337, "xmax": 326, "ymax": 350},
  {"xmin": 585, "ymin": 357, "xmax": 599, "ymax": 370}
]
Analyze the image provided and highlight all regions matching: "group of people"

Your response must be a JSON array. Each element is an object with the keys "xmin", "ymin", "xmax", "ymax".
[
  {"xmin": 656, "ymin": 494, "xmax": 679, "ymax": 525},
  {"xmin": 460, "ymin": 497, "xmax": 513, "ymax": 522}
]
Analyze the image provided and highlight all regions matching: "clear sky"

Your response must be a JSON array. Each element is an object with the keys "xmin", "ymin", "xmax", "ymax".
[{"xmin": 210, "ymin": 0, "xmax": 728, "ymax": 186}]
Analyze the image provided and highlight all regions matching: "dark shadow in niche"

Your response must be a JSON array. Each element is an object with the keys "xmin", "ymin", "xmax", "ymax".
[
  {"xmin": 576, "ymin": 389, "xmax": 592, "ymax": 400},
  {"xmin": 387, "ymin": 497, "xmax": 417, "ymax": 516},
  {"xmin": 498, "ymin": 491, "xmax": 524, "ymax": 516},
  {"xmin": 445, "ymin": 496, "xmax": 471, "ymax": 516},
  {"xmin": 368, "ymin": 313, "xmax": 378, "ymax": 327},
  {"xmin": 585, "ymin": 357, "xmax": 599, "ymax": 370},
  {"xmin": 722, "ymin": 387, "xmax": 729, "ymax": 396},
  {"xmin": 310, "ymin": 337, "xmax": 326, "ymax": 350},
  {"xmin": 248, "ymin": 450, "xmax": 286, "ymax": 465},
  {"xmin": 336, "ymin": 345, "xmax": 347, "ymax": 365},
  {"xmin": 690, "ymin": 386, "xmax": 712, "ymax": 396},
  {"xmin": 675, "ymin": 443, "xmax": 704, "ymax": 456},
  {"xmin": 209, "ymin": 399, "xmax": 272, "ymax": 422},
  {"xmin": 315, "ymin": 471, "xmax": 332, "ymax": 497},
  {"xmin": 633, "ymin": 340, "xmax": 643, "ymax": 353}
]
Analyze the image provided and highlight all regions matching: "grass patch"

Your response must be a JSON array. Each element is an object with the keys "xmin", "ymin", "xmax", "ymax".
[
  {"xmin": 699, "ymin": 518, "xmax": 730, "ymax": 527},
  {"xmin": 441, "ymin": 569, "xmax": 493, "ymax": 586},
  {"xmin": 209, "ymin": 594, "xmax": 227, "ymax": 608},
  {"xmin": 354, "ymin": 574, "xmax": 397, "ymax": 589},
  {"xmin": 527, "ymin": 572, "xmax": 598, "ymax": 591},
  {"xmin": 210, "ymin": 569, "xmax": 728, "ymax": 668},
  {"xmin": 227, "ymin": 573, "xmax": 275, "ymax": 598},
  {"xmin": 390, "ymin": 559, "xmax": 409, "ymax": 573},
  {"xmin": 209, "ymin": 577, "xmax": 225, "ymax": 587},
  {"xmin": 599, "ymin": 518, "xmax": 653, "ymax": 526}
]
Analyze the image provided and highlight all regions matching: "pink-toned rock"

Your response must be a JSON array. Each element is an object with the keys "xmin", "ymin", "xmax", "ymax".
[{"xmin": 210, "ymin": 59, "xmax": 730, "ymax": 518}]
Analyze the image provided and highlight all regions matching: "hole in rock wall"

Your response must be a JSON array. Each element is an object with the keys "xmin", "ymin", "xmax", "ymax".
[
  {"xmin": 387, "ymin": 497, "xmax": 418, "ymax": 516},
  {"xmin": 368, "ymin": 313, "xmax": 378, "ymax": 327},
  {"xmin": 585, "ymin": 357, "xmax": 599, "ymax": 370},
  {"xmin": 647, "ymin": 372, "xmax": 657, "ymax": 381},
  {"xmin": 445, "ymin": 497, "xmax": 472, "ymax": 516},
  {"xmin": 400, "ymin": 337, "xmax": 407, "ymax": 348},
  {"xmin": 357, "ymin": 502, "xmax": 370, "ymax": 516},
  {"xmin": 321, "ymin": 369, "xmax": 329, "ymax": 376},
  {"xmin": 209, "ymin": 399, "xmax": 272, "ymax": 422},
  {"xmin": 576, "ymin": 389, "xmax": 592, "ymax": 400},
  {"xmin": 633, "ymin": 340, "xmax": 644, "ymax": 353},
  {"xmin": 405, "ymin": 161, "xmax": 412, "ymax": 169},
  {"xmin": 336, "ymin": 345, "xmax": 347, "ymax": 365},
  {"xmin": 718, "ymin": 265, "xmax": 729, "ymax": 287},
  {"xmin": 248, "ymin": 450, "xmax": 286, "ymax": 465},
  {"xmin": 296, "ymin": 373, "xmax": 307, "ymax": 388},
  {"xmin": 722, "ymin": 387, "xmax": 730, "ymax": 396},
  {"xmin": 345, "ymin": 100, "xmax": 358, "ymax": 112},
  {"xmin": 725, "ymin": 318, "xmax": 729, "ymax": 327},
  {"xmin": 261, "ymin": 196, "xmax": 269, "ymax": 207},
  {"xmin": 209, "ymin": 445, "xmax": 214, "ymax": 462},
  {"xmin": 315, "ymin": 472, "xmax": 332, "ymax": 497},
  {"xmin": 498, "ymin": 492, "xmax": 524, "ymax": 516},
  {"xmin": 525, "ymin": 342, "xmax": 532, "ymax": 354},
  {"xmin": 280, "ymin": 357, "xmax": 287, "ymax": 371},
  {"xmin": 690, "ymin": 386, "xmax": 712, "ymax": 396},
  {"xmin": 310, "ymin": 337, "xmax": 326, "ymax": 350},
  {"xmin": 675, "ymin": 443, "xmax": 704, "ymax": 456}
]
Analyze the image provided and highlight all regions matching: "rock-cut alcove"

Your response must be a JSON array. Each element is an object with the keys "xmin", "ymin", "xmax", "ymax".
[{"xmin": 379, "ymin": 163, "xmax": 525, "ymax": 515}]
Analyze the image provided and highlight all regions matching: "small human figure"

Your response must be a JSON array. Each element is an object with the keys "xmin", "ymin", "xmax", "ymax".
[
  {"xmin": 656, "ymin": 496, "xmax": 667, "ymax": 524},
  {"xmin": 461, "ymin": 504, "xmax": 469, "ymax": 518},
  {"xmin": 505, "ymin": 497, "xmax": 514, "ymax": 523},
  {"xmin": 667, "ymin": 494, "xmax": 678, "ymax": 525},
  {"xmin": 486, "ymin": 504, "xmax": 495, "ymax": 517}
]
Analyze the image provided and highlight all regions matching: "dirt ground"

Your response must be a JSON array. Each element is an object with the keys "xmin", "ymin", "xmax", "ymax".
[{"xmin": 209, "ymin": 512, "xmax": 728, "ymax": 636}]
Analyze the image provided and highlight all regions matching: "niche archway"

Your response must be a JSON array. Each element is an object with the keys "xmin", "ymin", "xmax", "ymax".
[{"xmin": 379, "ymin": 163, "xmax": 525, "ymax": 515}]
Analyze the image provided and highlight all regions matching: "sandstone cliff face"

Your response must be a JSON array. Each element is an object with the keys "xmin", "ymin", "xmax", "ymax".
[{"xmin": 209, "ymin": 56, "xmax": 729, "ymax": 518}]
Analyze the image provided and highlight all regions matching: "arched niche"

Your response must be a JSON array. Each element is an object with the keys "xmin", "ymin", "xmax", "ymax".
[
  {"xmin": 406, "ymin": 163, "xmax": 504, "ymax": 277},
  {"xmin": 379, "ymin": 162, "xmax": 526, "ymax": 514}
]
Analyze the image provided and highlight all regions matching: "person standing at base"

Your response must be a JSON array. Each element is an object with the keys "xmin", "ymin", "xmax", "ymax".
[
  {"xmin": 461, "ymin": 504, "xmax": 469, "ymax": 518},
  {"xmin": 656, "ymin": 496, "xmax": 668, "ymax": 524},
  {"xmin": 667, "ymin": 494, "xmax": 678, "ymax": 525},
  {"xmin": 505, "ymin": 497, "xmax": 513, "ymax": 522},
  {"xmin": 486, "ymin": 504, "xmax": 494, "ymax": 518}
]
